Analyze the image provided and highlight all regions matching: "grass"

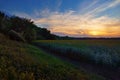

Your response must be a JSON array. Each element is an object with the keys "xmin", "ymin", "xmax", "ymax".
[
  {"xmin": 35, "ymin": 40, "xmax": 120, "ymax": 47},
  {"xmin": 26, "ymin": 44, "xmax": 69, "ymax": 65},
  {"xmin": 0, "ymin": 33, "xmax": 105, "ymax": 80},
  {"xmin": 34, "ymin": 40, "xmax": 120, "ymax": 67}
]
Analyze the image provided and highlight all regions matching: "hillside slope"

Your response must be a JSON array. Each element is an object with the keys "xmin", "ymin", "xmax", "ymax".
[{"xmin": 0, "ymin": 33, "xmax": 105, "ymax": 80}]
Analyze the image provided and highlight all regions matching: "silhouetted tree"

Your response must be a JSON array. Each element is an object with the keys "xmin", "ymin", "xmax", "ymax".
[
  {"xmin": 0, "ymin": 11, "xmax": 58, "ymax": 42},
  {"xmin": 0, "ymin": 11, "xmax": 11, "ymax": 33},
  {"xmin": 10, "ymin": 16, "xmax": 37, "ymax": 42}
]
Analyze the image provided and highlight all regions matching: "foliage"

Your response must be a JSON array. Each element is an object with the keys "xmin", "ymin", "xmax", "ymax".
[
  {"xmin": 0, "ymin": 11, "xmax": 58, "ymax": 42},
  {"xmin": 35, "ymin": 27, "xmax": 57, "ymax": 40},
  {"xmin": 10, "ymin": 16, "xmax": 37, "ymax": 42},
  {"xmin": 8, "ymin": 30, "xmax": 26, "ymax": 42},
  {"xmin": 0, "ymin": 33, "xmax": 105, "ymax": 80},
  {"xmin": 0, "ymin": 12, "xmax": 12, "ymax": 33}
]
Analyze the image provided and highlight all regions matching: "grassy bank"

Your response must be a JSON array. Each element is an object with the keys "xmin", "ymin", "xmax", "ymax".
[{"xmin": 0, "ymin": 33, "xmax": 104, "ymax": 80}]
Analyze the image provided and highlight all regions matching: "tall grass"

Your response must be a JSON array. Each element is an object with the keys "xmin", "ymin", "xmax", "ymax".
[
  {"xmin": 34, "ymin": 40, "xmax": 120, "ymax": 67},
  {"xmin": 0, "ymin": 34, "xmax": 105, "ymax": 80}
]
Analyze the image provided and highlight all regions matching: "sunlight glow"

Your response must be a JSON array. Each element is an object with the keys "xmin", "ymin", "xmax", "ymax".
[
  {"xmin": 89, "ymin": 31, "xmax": 101, "ymax": 36},
  {"xmin": 34, "ymin": 0, "xmax": 120, "ymax": 37}
]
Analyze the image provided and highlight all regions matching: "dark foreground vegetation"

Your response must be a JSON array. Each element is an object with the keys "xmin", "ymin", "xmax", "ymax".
[
  {"xmin": 0, "ymin": 11, "xmax": 106, "ymax": 80},
  {"xmin": 0, "ymin": 11, "xmax": 59, "ymax": 42},
  {"xmin": 33, "ymin": 40, "xmax": 120, "ymax": 80},
  {"xmin": 0, "ymin": 33, "xmax": 105, "ymax": 80}
]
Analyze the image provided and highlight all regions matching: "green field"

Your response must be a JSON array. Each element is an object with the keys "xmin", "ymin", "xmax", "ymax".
[
  {"xmin": 35, "ymin": 40, "xmax": 120, "ymax": 47},
  {"xmin": 1, "ymin": 32, "xmax": 120, "ymax": 80},
  {"xmin": 0, "ymin": 33, "xmax": 105, "ymax": 80},
  {"xmin": 34, "ymin": 40, "xmax": 120, "ymax": 67}
]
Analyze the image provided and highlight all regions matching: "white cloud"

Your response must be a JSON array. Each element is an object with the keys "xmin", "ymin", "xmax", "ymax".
[
  {"xmin": 85, "ymin": 0, "xmax": 120, "ymax": 17},
  {"xmin": 80, "ymin": 0, "xmax": 99, "ymax": 13},
  {"xmin": 56, "ymin": 0, "xmax": 62, "ymax": 10},
  {"xmin": 12, "ymin": 0, "xmax": 120, "ymax": 37},
  {"xmin": 35, "ymin": 9, "xmax": 120, "ymax": 37}
]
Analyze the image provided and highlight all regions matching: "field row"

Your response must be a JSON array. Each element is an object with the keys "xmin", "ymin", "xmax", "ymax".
[
  {"xmin": 34, "ymin": 40, "xmax": 120, "ymax": 67},
  {"xmin": 0, "ymin": 34, "xmax": 104, "ymax": 80}
]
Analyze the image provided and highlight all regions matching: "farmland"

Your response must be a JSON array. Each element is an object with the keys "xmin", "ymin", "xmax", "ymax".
[
  {"xmin": 0, "ymin": 33, "xmax": 106, "ymax": 80},
  {"xmin": 33, "ymin": 40, "xmax": 120, "ymax": 79},
  {"xmin": 34, "ymin": 40, "xmax": 120, "ymax": 67}
]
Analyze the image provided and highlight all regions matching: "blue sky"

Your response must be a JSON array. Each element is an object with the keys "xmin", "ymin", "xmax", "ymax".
[
  {"xmin": 0, "ymin": 0, "xmax": 83, "ymax": 13},
  {"xmin": 0, "ymin": 0, "xmax": 120, "ymax": 37}
]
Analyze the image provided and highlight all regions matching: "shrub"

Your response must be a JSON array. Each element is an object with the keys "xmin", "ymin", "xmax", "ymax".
[{"xmin": 8, "ymin": 30, "xmax": 26, "ymax": 42}]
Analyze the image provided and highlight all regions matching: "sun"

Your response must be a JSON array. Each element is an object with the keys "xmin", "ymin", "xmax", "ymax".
[{"xmin": 89, "ymin": 31, "xmax": 100, "ymax": 36}]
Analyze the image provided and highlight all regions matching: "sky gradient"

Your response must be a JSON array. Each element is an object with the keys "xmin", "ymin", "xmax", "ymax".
[{"xmin": 0, "ymin": 0, "xmax": 120, "ymax": 37}]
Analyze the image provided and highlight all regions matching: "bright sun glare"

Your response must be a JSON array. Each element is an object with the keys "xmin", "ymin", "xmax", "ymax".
[{"xmin": 89, "ymin": 31, "xmax": 100, "ymax": 36}]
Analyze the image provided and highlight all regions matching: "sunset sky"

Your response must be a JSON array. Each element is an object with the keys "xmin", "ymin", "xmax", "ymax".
[{"xmin": 0, "ymin": 0, "xmax": 120, "ymax": 37}]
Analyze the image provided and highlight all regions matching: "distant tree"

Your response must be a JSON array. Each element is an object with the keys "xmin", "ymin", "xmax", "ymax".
[
  {"xmin": 10, "ymin": 16, "xmax": 36, "ymax": 42},
  {"xmin": 10, "ymin": 16, "xmax": 27, "ymax": 33},
  {"xmin": 0, "ymin": 11, "xmax": 59, "ymax": 42},
  {"xmin": 35, "ymin": 27, "xmax": 56, "ymax": 40},
  {"xmin": 23, "ymin": 27, "xmax": 36, "ymax": 42},
  {"xmin": 0, "ymin": 11, "xmax": 12, "ymax": 33},
  {"xmin": 0, "ymin": 11, "xmax": 5, "ymax": 26}
]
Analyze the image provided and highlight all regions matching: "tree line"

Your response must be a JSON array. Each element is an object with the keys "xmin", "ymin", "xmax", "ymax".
[{"xmin": 0, "ymin": 11, "xmax": 59, "ymax": 42}]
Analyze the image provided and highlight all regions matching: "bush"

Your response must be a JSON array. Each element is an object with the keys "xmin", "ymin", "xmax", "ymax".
[
  {"xmin": 23, "ymin": 28, "xmax": 36, "ymax": 42},
  {"xmin": 8, "ymin": 30, "xmax": 25, "ymax": 42}
]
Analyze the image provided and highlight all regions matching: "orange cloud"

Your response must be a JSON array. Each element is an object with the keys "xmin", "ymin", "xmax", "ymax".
[
  {"xmin": 35, "ymin": 11, "xmax": 120, "ymax": 37},
  {"xmin": 12, "ymin": 0, "xmax": 120, "ymax": 37},
  {"xmin": 34, "ymin": 0, "xmax": 120, "ymax": 37}
]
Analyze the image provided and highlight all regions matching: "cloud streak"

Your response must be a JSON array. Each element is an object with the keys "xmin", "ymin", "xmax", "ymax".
[
  {"xmin": 35, "ymin": 9, "xmax": 120, "ymax": 37},
  {"xmin": 13, "ymin": 0, "xmax": 120, "ymax": 37},
  {"xmin": 84, "ymin": 0, "xmax": 120, "ymax": 17}
]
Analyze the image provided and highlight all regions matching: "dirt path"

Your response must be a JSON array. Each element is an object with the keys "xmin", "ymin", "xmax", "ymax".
[{"xmin": 34, "ymin": 45, "xmax": 120, "ymax": 80}]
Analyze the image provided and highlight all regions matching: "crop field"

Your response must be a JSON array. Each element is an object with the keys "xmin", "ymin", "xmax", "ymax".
[
  {"xmin": 34, "ymin": 40, "xmax": 120, "ymax": 67},
  {"xmin": 0, "ymin": 33, "xmax": 105, "ymax": 80}
]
